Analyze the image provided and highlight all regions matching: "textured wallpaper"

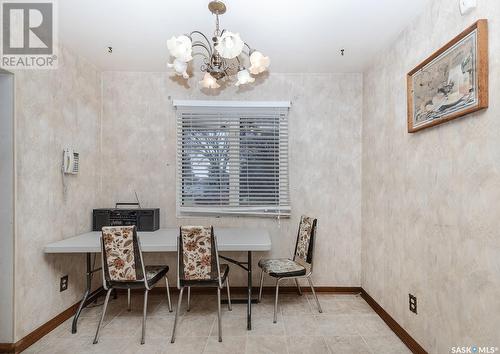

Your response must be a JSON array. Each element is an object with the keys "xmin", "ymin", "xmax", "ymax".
[
  {"xmin": 361, "ymin": 0, "xmax": 500, "ymax": 352},
  {"xmin": 12, "ymin": 68, "xmax": 363, "ymax": 341},
  {"xmin": 13, "ymin": 46, "xmax": 102, "ymax": 340},
  {"xmin": 100, "ymin": 72, "xmax": 363, "ymax": 289}
]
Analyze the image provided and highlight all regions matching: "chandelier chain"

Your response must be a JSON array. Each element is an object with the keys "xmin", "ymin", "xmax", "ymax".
[
  {"xmin": 167, "ymin": 0, "xmax": 269, "ymax": 88},
  {"xmin": 215, "ymin": 14, "xmax": 220, "ymax": 37}
]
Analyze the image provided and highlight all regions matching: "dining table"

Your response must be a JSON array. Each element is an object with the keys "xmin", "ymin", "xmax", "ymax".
[{"xmin": 44, "ymin": 227, "xmax": 272, "ymax": 333}]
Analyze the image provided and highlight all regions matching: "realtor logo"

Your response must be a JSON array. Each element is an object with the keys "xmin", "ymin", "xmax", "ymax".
[{"xmin": 1, "ymin": 0, "xmax": 58, "ymax": 69}]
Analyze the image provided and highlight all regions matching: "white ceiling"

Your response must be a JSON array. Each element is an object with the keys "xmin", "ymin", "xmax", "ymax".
[{"xmin": 59, "ymin": 0, "xmax": 430, "ymax": 73}]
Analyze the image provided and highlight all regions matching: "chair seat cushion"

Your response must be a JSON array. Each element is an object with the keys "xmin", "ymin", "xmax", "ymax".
[
  {"xmin": 258, "ymin": 258, "xmax": 306, "ymax": 277},
  {"xmin": 145, "ymin": 265, "xmax": 169, "ymax": 287},
  {"xmin": 109, "ymin": 265, "xmax": 169, "ymax": 289},
  {"xmin": 180, "ymin": 264, "xmax": 229, "ymax": 287}
]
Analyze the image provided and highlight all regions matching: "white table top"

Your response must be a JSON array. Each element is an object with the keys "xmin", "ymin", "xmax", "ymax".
[{"xmin": 44, "ymin": 227, "xmax": 272, "ymax": 253}]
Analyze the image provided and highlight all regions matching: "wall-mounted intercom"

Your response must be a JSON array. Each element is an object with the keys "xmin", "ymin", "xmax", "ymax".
[{"xmin": 62, "ymin": 148, "xmax": 79, "ymax": 175}]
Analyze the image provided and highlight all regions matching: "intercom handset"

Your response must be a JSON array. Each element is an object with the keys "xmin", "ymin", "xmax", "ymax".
[{"xmin": 63, "ymin": 148, "xmax": 79, "ymax": 175}]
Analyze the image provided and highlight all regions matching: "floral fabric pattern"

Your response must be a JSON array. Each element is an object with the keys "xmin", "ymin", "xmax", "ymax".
[
  {"xmin": 102, "ymin": 226, "xmax": 137, "ymax": 281},
  {"xmin": 181, "ymin": 226, "xmax": 212, "ymax": 280},
  {"xmin": 258, "ymin": 258, "xmax": 306, "ymax": 276},
  {"xmin": 295, "ymin": 215, "xmax": 314, "ymax": 262}
]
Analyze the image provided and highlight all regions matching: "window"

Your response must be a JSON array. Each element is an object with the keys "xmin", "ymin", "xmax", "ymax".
[{"xmin": 174, "ymin": 100, "xmax": 290, "ymax": 217}]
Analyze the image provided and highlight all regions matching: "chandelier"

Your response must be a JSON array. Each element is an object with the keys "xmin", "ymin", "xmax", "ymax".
[{"xmin": 167, "ymin": 1, "xmax": 270, "ymax": 89}]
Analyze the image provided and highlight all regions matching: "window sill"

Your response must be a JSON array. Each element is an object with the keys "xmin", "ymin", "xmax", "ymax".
[{"xmin": 177, "ymin": 208, "xmax": 291, "ymax": 218}]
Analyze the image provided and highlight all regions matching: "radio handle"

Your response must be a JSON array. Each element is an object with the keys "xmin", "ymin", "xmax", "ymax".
[{"xmin": 115, "ymin": 202, "xmax": 140, "ymax": 209}]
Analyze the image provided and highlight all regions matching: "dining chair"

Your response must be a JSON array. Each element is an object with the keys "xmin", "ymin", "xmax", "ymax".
[
  {"xmin": 93, "ymin": 225, "xmax": 172, "ymax": 345},
  {"xmin": 171, "ymin": 226, "xmax": 232, "ymax": 343},
  {"xmin": 258, "ymin": 215, "xmax": 322, "ymax": 323}
]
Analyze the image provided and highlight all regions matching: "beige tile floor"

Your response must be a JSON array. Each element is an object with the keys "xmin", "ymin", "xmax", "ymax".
[{"xmin": 25, "ymin": 292, "xmax": 411, "ymax": 354}]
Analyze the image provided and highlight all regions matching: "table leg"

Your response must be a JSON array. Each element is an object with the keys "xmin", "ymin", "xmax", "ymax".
[
  {"xmin": 218, "ymin": 252, "xmax": 257, "ymax": 330},
  {"xmin": 72, "ymin": 253, "xmax": 92, "ymax": 334},
  {"xmin": 247, "ymin": 251, "xmax": 252, "ymax": 330}
]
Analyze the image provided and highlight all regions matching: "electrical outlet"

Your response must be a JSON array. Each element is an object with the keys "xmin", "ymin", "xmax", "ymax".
[
  {"xmin": 60, "ymin": 275, "xmax": 68, "ymax": 292},
  {"xmin": 409, "ymin": 293, "xmax": 417, "ymax": 314}
]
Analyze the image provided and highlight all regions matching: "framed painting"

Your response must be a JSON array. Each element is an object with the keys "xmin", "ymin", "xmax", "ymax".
[{"xmin": 407, "ymin": 19, "xmax": 488, "ymax": 133}]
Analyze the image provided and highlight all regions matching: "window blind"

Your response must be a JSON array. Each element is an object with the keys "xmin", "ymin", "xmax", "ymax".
[{"xmin": 174, "ymin": 100, "xmax": 291, "ymax": 217}]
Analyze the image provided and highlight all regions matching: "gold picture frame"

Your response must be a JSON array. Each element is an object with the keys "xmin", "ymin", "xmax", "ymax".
[{"xmin": 407, "ymin": 19, "xmax": 488, "ymax": 133}]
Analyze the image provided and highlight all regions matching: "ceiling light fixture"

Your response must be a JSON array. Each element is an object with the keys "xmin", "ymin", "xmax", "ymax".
[{"xmin": 167, "ymin": 0, "xmax": 270, "ymax": 89}]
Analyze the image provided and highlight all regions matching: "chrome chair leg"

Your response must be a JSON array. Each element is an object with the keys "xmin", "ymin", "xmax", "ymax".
[
  {"xmin": 294, "ymin": 278, "xmax": 302, "ymax": 296},
  {"xmin": 273, "ymin": 278, "xmax": 281, "ymax": 323},
  {"xmin": 307, "ymin": 276, "xmax": 322, "ymax": 313},
  {"xmin": 171, "ymin": 287, "xmax": 184, "ymax": 343},
  {"xmin": 186, "ymin": 286, "xmax": 191, "ymax": 312},
  {"xmin": 258, "ymin": 269, "xmax": 264, "ymax": 302},
  {"xmin": 93, "ymin": 288, "xmax": 112, "ymax": 344},
  {"xmin": 226, "ymin": 276, "xmax": 232, "ymax": 311},
  {"xmin": 217, "ymin": 287, "xmax": 222, "ymax": 342},
  {"xmin": 165, "ymin": 276, "xmax": 172, "ymax": 312},
  {"xmin": 127, "ymin": 288, "xmax": 131, "ymax": 311},
  {"xmin": 141, "ymin": 289, "xmax": 148, "ymax": 344}
]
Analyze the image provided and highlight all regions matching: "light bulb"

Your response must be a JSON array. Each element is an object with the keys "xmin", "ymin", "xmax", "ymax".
[
  {"xmin": 249, "ymin": 51, "xmax": 270, "ymax": 75},
  {"xmin": 235, "ymin": 69, "xmax": 255, "ymax": 86},
  {"xmin": 167, "ymin": 59, "xmax": 189, "ymax": 79},
  {"xmin": 215, "ymin": 32, "xmax": 244, "ymax": 59},
  {"xmin": 199, "ymin": 72, "xmax": 220, "ymax": 89},
  {"xmin": 167, "ymin": 35, "xmax": 193, "ymax": 62}
]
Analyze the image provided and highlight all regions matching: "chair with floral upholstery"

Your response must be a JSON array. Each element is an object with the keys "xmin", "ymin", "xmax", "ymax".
[
  {"xmin": 170, "ymin": 226, "xmax": 232, "ymax": 343},
  {"xmin": 93, "ymin": 225, "xmax": 172, "ymax": 345},
  {"xmin": 258, "ymin": 215, "xmax": 322, "ymax": 323}
]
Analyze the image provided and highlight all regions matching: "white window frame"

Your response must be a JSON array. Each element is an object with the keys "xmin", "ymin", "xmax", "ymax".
[{"xmin": 174, "ymin": 100, "xmax": 291, "ymax": 217}]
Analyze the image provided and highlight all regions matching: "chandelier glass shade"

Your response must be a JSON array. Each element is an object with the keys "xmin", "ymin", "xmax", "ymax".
[{"xmin": 167, "ymin": 1, "xmax": 270, "ymax": 88}]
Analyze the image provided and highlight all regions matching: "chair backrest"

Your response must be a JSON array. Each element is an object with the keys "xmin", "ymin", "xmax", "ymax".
[
  {"xmin": 101, "ymin": 226, "xmax": 145, "ymax": 284},
  {"xmin": 293, "ymin": 215, "xmax": 318, "ymax": 266},
  {"xmin": 178, "ymin": 226, "xmax": 220, "ymax": 285}
]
